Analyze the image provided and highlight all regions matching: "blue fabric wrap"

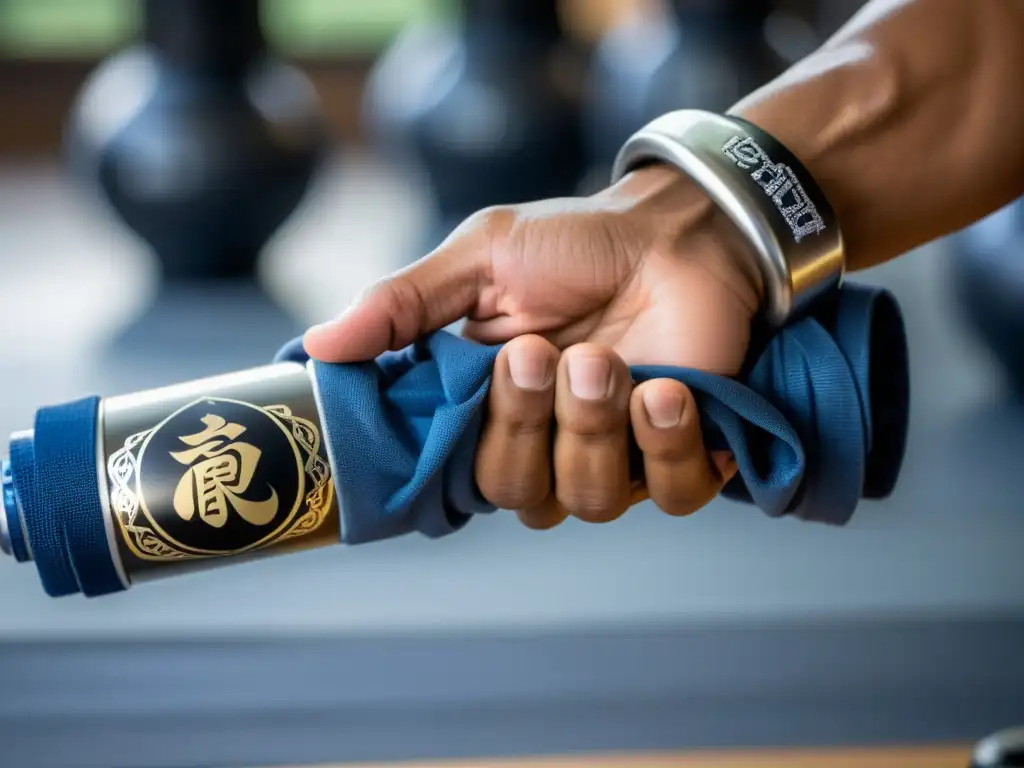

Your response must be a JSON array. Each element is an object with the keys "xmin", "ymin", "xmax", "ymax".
[
  {"xmin": 12, "ymin": 398, "xmax": 125, "ymax": 598},
  {"xmin": 275, "ymin": 282, "xmax": 910, "ymax": 545}
]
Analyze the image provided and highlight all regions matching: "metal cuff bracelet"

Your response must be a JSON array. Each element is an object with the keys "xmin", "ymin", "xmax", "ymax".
[{"xmin": 611, "ymin": 110, "xmax": 845, "ymax": 327}]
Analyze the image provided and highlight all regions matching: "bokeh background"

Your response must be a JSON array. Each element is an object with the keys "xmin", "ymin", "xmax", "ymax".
[{"xmin": 0, "ymin": 1, "xmax": 1022, "ymax": 767}]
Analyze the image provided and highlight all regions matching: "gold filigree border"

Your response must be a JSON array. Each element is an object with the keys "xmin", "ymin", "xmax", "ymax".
[{"xmin": 107, "ymin": 403, "xmax": 334, "ymax": 562}]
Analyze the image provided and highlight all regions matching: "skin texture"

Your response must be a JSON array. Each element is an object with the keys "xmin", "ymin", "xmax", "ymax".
[
  {"xmin": 305, "ymin": 0, "xmax": 1024, "ymax": 528},
  {"xmin": 735, "ymin": 0, "xmax": 1024, "ymax": 270}
]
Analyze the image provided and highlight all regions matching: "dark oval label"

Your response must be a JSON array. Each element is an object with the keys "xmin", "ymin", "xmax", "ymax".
[{"xmin": 136, "ymin": 398, "xmax": 304, "ymax": 555}]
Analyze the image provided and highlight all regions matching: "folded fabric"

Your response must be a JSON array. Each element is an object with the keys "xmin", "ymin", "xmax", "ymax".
[{"xmin": 275, "ymin": 282, "xmax": 910, "ymax": 545}]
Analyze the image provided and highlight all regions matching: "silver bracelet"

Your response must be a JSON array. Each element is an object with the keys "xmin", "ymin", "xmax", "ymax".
[{"xmin": 610, "ymin": 110, "xmax": 845, "ymax": 327}]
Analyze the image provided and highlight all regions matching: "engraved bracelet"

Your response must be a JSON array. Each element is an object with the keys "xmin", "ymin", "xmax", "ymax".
[{"xmin": 610, "ymin": 110, "xmax": 845, "ymax": 327}]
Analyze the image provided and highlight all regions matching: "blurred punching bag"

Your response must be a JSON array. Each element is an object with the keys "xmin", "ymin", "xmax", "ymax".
[
  {"xmin": 364, "ymin": 0, "xmax": 587, "ymax": 258},
  {"xmin": 950, "ymin": 197, "xmax": 1024, "ymax": 395},
  {"xmin": 65, "ymin": 0, "xmax": 328, "ymax": 372},
  {"xmin": 584, "ymin": 0, "xmax": 781, "ymax": 187}
]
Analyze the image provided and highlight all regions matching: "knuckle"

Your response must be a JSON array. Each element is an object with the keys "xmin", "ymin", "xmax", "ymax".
[
  {"xmin": 517, "ymin": 505, "xmax": 566, "ymax": 531},
  {"xmin": 504, "ymin": 417, "xmax": 551, "ymax": 438},
  {"xmin": 483, "ymin": 477, "xmax": 548, "ymax": 511},
  {"xmin": 489, "ymin": 391, "xmax": 552, "ymax": 432},
  {"xmin": 565, "ymin": 412, "xmax": 626, "ymax": 439},
  {"xmin": 642, "ymin": 436, "xmax": 693, "ymax": 462},
  {"xmin": 375, "ymin": 275, "xmax": 426, "ymax": 348},
  {"xmin": 652, "ymin": 492, "xmax": 700, "ymax": 518},
  {"xmin": 652, "ymin": 483, "xmax": 715, "ymax": 518},
  {"xmin": 560, "ymin": 395, "xmax": 630, "ymax": 437},
  {"xmin": 557, "ymin": 488, "xmax": 626, "ymax": 523},
  {"xmin": 465, "ymin": 205, "xmax": 517, "ymax": 244}
]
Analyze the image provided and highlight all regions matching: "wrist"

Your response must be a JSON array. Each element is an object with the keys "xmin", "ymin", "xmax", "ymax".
[
  {"xmin": 603, "ymin": 163, "xmax": 766, "ymax": 317},
  {"xmin": 609, "ymin": 111, "xmax": 844, "ymax": 325}
]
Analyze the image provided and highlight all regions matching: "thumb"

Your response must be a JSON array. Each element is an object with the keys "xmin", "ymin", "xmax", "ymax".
[{"xmin": 303, "ymin": 233, "xmax": 490, "ymax": 363}]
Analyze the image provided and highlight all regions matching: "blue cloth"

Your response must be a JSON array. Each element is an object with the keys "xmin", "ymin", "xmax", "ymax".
[
  {"xmin": 11, "ymin": 397, "xmax": 124, "ymax": 598},
  {"xmin": 275, "ymin": 282, "xmax": 909, "ymax": 545}
]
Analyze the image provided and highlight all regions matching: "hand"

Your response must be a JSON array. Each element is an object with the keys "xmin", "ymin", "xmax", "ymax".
[{"xmin": 304, "ymin": 165, "xmax": 763, "ymax": 528}]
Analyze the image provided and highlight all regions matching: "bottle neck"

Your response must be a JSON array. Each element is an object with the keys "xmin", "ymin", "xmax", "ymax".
[{"xmin": 143, "ymin": 0, "xmax": 266, "ymax": 75}]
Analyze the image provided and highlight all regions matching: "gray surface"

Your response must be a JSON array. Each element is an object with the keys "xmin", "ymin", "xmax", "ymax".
[{"xmin": 0, "ymin": 616, "xmax": 1022, "ymax": 768}]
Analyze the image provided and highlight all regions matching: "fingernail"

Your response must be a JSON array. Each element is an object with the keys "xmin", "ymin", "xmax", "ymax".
[
  {"xmin": 567, "ymin": 353, "xmax": 612, "ymax": 400},
  {"xmin": 643, "ymin": 387, "xmax": 683, "ymax": 428},
  {"xmin": 508, "ymin": 346, "xmax": 553, "ymax": 391}
]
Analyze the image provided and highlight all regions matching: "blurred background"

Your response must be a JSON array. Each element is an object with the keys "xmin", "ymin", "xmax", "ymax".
[{"xmin": 0, "ymin": 1, "xmax": 1023, "ymax": 766}]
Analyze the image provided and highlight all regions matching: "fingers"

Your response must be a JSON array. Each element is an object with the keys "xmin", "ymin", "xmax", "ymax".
[
  {"xmin": 475, "ymin": 336, "xmax": 561, "ymax": 527},
  {"xmin": 630, "ymin": 379, "xmax": 738, "ymax": 517},
  {"xmin": 474, "ymin": 341, "xmax": 738, "ymax": 529},
  {"xmin": 553, "ymin": 345, "xmax": 634, "ymax": 524},
  {"xmin": 476, "ymin": 341, "xmax": 635, "ymax": 528},
  {"xmin": 304, "ymin": 208, "xmax": 509, "ymax": 363}
]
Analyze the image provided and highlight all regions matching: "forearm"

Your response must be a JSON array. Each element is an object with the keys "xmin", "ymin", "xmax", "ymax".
[{"xmin": 730, "ymin": 0, "xmax": 1024, "ymax": 270}]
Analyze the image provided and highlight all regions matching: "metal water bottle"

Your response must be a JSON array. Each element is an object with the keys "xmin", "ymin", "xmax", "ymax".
[{"xmin": 1, "ymin": 360, "xmax": 340, "ymax": 596}]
